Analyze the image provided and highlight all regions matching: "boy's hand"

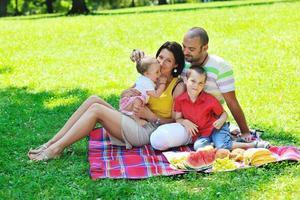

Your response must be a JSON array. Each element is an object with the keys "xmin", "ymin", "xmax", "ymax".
[
  {"xmin": 213, "ymin": 119, "xmax": 225, "ymax": 130},
  {"xmin": 181, "ymin": 119, "xmax": 198, "ymax": 136}
]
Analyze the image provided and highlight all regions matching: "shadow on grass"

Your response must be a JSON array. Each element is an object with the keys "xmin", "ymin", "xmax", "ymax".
[
  {"xmin": 1, "ymin": 86, "xmax": 299, "ymax": 199},
  {"xmin": 250, "ymin": 125, "xmax": 300, "ymax": 146},
  {"xmin": 3, "ymin": 0, "xmax": 298, "ymax": 20},
  {"xmin": 0, "ymin": 86, "xmax": 120, "ymax": 141}
]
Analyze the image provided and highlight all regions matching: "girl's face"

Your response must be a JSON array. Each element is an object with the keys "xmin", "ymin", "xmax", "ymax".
[
  {"xmin": 156, "ymin": 49, "xmax": 178, "ymax": 77},
  {"xmin": 144, "ymin": 62, "xmax": 161, "ymax": 83}
]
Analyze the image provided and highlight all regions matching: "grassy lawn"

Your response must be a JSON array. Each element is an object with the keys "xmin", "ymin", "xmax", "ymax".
[{"xmin": 1, "ymin": 0, "xmax": 299, "ymax": 199}]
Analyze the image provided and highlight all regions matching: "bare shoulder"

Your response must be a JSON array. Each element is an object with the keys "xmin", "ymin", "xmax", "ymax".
[{"xmin": 172, "ymin": 80, "xmax": 186, "ymax": 98}]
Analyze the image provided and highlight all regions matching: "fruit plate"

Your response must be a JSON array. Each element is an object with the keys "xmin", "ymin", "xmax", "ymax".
[{"xmin": 163, "ymin": 151, "xmax": 212, "ymax": 172}]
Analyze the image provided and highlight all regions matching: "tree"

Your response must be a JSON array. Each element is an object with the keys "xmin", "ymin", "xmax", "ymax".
[
  {"xmin": 45, "ymin": 0, "xmax": 54, "ymax": 13},
  {"xmin": 0, "ymin": 0, "xmax": 9, "ymax": 16},
  {"xmin": 130, "ymin": 0, "xmax": 135, "ymax": 7},
  {"xmin": 68, "ymin": 0, "xmax": 89, "ymax": 14},
  {"xmin": 14, "ymin": 0, "xmax": 21, "ymax": 15},
  {"xmin": 158, "ymin": 0, "xmax": 167, "ymax": 5}
]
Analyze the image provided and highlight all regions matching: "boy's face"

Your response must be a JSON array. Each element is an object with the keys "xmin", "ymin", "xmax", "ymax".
[
  {"xmin": 145, "ymin": 62, "xmax": 161, "ymax": 83},
  {"xmin": 186, "ymin": 70, "xmax": 206, "ymax": 98}
]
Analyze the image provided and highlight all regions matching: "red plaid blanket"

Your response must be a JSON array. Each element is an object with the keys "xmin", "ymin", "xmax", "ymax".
[
  {"xmin": 88, "ymin": 128, "xmax": 300, "ymax": 180},
  {"xmin": 88, "ymin": 128, "xmax": 191, "ymax": 179}
]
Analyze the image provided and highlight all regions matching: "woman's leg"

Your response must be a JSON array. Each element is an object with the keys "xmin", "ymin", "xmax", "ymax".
[
  {"xmin": 32, "ymin": 103, "xmax": 124, "ymax": 161},
  {"xmin": 29, "ymin": 95, "xmax": 113, "ymax": 154},
  {"xmin": 150, "ymin": 123, "xmax": 192, "ymax": 151}
]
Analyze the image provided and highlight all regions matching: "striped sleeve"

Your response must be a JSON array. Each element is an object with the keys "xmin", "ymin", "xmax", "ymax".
[{"xmin": 216, "ymin": 61, "xmax": 235, "ymax": 93}]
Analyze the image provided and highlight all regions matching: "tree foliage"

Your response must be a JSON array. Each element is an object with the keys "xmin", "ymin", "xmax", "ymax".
[{"xmin": 0, "ymin": 0, "xmax": 204, "ymax": 17}]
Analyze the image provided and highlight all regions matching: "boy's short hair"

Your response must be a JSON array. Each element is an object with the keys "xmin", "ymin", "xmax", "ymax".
[
  {"xmin": 136, "ymin": 56, "xmax": 158, "ymax": 75},
  {"xmin": 186, "ymin": 65, "xmax": 207, "ymax": 81}
]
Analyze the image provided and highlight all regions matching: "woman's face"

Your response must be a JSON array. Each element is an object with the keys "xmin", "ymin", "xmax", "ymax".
[{"xmin": 157, "ymin": 48, "xmax": 178, "ymax": 77}]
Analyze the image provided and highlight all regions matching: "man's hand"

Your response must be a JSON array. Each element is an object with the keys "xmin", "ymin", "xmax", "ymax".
[
  {"xmin": 130, "ymin": 49, "xmax": 145, "ymax": 62},
  {"xmin": 120, "ymin": 88, "xmax": 141, "ymax": 98},
  {"xmin": 181, "ymin": 119, "xmax": 198, "ymax": 136},
  {"xmin": 240, "ymin": 132, "xmax": 252, "ymax": 142}
]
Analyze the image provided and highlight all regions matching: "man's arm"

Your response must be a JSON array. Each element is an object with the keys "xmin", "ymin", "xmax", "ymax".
[{"xmin": 222, "ymin": 91, "xmax": 251, "ymax": 140}]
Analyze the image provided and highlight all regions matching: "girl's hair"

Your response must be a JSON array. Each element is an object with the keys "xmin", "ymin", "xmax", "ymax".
[
  {"xmin": 155, "ymin": 41, "xmax": 185, "ymax": 77},
  {"xmin": 136, "ymin": 56, "xmax": 157, "ymax": 75}
]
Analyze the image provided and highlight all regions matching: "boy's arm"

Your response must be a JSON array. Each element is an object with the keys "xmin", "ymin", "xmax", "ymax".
[
  {"xmin": 175, "ymin": 112, "xmax": 198, "ymax": 136},
  {"xmin": 213, "ymin": 111, "xmax": 228, "ymax": 129}
]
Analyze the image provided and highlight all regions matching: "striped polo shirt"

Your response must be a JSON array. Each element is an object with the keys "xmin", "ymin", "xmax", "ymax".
[{"xmin": 183, "ymin": 55, "xmax": 235, "ymax": 104}]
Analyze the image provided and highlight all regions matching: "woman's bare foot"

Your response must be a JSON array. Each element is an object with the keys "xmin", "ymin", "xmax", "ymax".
[
  {"xmin": 31, "ymin": 147, "xmax": 62, "ymax": 162},
  {"xmin": 28, "ymin": 143, "xmax": 49, "ymax": 155}
]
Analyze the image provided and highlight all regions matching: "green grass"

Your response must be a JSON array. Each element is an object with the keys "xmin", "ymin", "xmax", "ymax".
[{"xmin": 1, "ymin": 0, "xmax": 300, "ymax": 199}]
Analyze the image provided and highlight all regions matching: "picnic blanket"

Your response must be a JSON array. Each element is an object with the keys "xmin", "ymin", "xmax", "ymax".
[{"xmin": 88, "ymin": 128, "xmax": 300, "ymax": 180}]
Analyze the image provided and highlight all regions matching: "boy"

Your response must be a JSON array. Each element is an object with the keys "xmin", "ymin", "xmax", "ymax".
[{"xmin": 174, "ymin": 65, "xmax": 270, "ymax": 150}]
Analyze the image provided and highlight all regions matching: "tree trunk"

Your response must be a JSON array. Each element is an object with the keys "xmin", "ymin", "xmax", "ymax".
[
  {"xmin": 68, "ymin": 0, "xmax": 89, "ymax": 15},
  {"xmin": 0, "ymin": 0, "xmax": 9, "ymax": 17},
  {"xmin": 158, "ymin": 0, "xmax": 167, "ymax": 5},
  {"xmin": 14, "ymin": 0, "xmax": 21, "ymax": 15},
  {"xmin": 130, "ymin": 0, "xmax": 135, "ymax": 7},
  {"xmin": 45, "ymin": 0, "xmax": 54, "ymax": 13}
]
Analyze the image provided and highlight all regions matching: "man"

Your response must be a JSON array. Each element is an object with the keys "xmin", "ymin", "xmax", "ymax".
[{"xmin": 182, "ymin": 27, "xmax": 251, "ymax": 141}]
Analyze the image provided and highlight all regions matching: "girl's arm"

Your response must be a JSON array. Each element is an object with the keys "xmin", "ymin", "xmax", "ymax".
[{"xmin": 146, "ymin": 83, "xmax": 166, "ymax": 98}]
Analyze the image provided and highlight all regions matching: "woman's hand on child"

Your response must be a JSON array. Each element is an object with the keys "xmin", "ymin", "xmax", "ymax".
[
  {"xmin": 182, "ymin": 119, "xmax": 198, "ymax": 136},
  {"xmin": 213, "ymin": 119, "xmax": 225, "ymax": 129},
  {"xmin": 133, "ymin": 105, "xmax": 154, "ymax": 121},
  {"xmin": 121, "ymin": 88, "xmax": 141, "ymax": 98}
]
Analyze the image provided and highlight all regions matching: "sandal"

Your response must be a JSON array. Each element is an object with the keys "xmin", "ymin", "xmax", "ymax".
[
  {"xmin": 254, "ymin": 141, "xmax": 271, "ymax": 149},
  {"xmin": 32, "ymin": 148, "xmax": 60, "ymax": 162}
]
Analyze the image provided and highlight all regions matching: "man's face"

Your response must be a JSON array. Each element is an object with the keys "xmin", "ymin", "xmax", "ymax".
[
  {"xmin": 186, "ymin": 70, "xmax": 206, "ymax": 99},
  {"xmin": 182, "ymin": 35, "xmax": 205, "ymax": 64}
]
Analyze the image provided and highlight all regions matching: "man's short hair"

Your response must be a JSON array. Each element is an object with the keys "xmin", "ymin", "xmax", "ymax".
[
  {"xmin": 186, "ymin": 65, "xmax": 207, "ymax": 81},
  {"xmin": 187, "ymin": 27, "xmax": 209, "ymax": 46}
]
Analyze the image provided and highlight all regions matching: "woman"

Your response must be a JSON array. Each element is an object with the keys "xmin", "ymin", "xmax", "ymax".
[{"xmin": 28, "ymin": 41, "xmax": 185, "ymax": 161}]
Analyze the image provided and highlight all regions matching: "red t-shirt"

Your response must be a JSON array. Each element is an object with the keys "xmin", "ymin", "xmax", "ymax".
[{"xmin": 174, "ymin": 91, "xmax": 224, "ymax": 139}]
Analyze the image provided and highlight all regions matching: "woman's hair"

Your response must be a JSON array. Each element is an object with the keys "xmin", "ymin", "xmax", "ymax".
[{"xmin": 155, "ymin": 41, "xmax": 185, "ymax": 77}]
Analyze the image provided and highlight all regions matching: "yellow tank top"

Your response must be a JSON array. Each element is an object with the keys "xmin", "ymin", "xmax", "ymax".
[{"xmin": 147, "ymin": 78, "xmax": 178, "ymax": 119}]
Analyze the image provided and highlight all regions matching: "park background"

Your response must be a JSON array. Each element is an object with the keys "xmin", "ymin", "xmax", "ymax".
[{"xmin": 0, "ymin": 0, "xmax": 299, "ymax": 199}]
